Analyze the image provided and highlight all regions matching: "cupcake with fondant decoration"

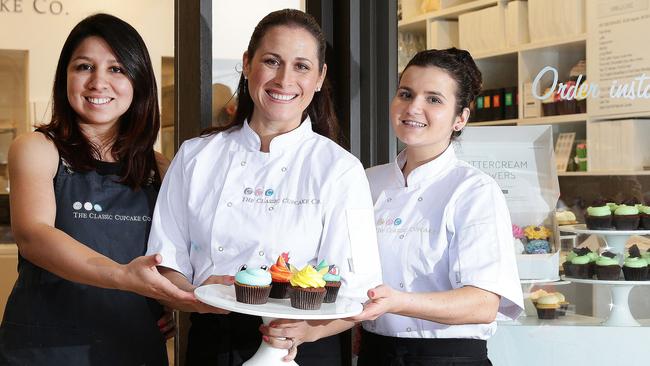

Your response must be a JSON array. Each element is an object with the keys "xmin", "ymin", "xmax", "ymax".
[
  {"xmin": 269, "ymin": 252, "xmax": 293, "ymax": 299},
  {"xmin": 623, "ymin": 245, "xmax": 648, "ymax": 281},
  {"xmin": 585, "ymin": 201, "xmax": 613, "ymax": 230},
  {"xmin": 234, "ymin": 265, "xmax": 272, "ymax": 304},
  {"xmin": 512, "ymin": 224, "xmax": 525, "ymax": 254},
  {"xmin": 316, "ymin": 260, "xmax": 342, "ymax": 303},
  {"xmin": 289, "ymin": 265, "xmax": 327, "ymax": 310},
  {"xmin": 523, "ymin": 225, "xmax": 551, "ymax": 254},
  {"xmin": 613, "ymin": 205, "xmax": 640, "ymax": 230},
  {"xmin": 536, "ymin": 294, "xmax": 560, "ymax": 319},
  {"xmin": 594, "ymin": 251, "xmax": 621, "ymax": 280}
]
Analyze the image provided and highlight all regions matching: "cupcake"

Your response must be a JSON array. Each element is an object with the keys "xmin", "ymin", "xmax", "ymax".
[
  {"xmin": 562, "ymin": 249, "xmax": 579, "ymax": 277},
  {"xmin": 639, "ymin": 206, "xmax": 650, "ymax": 229},
  {"xmin": 512, "ymin": 224, "xmax": 525, "ymax": 254},
  {"xmin": 536, "ymin": 294, "xmax": 560, "ymax": 320},
  {"xmin": 523, "ymin": 226, "xmax": 551, "ymax": 254},
  {"xmin": 568, "ymin": 248, "xmax": 592, "ymax": 279},
  {"xmin": 234, "ymin": 266, "xmax": 272, "ymax": 304},
  {"xmin": 553, "ymin": 292, "xmax": 569, "ymax": 316},
  {"xmin": 613, "ymin": 205, "xmax": 640, "ymax": 230},
  {"xmin": 585, "ymin": 203, "xmax": 612, "ymax": 230},
  {"xmin": 528, "ymin": 289, "xmax": 549, "ymax": 305},
  {"xmin": 289, "ymin": 265, "xmax": 327, "ymax": 310},
  {"xmin": 316, "ymin": 260, "xmax": 342, "ymax": 303},
  {"xmin": 269, "ymin": 253, "xmax": 293, "ymax": 299},
  {"xmin": 556, "ymin": 210, "xmax": 577, "ymax": 226},
  {"xmin": 594, "ymin": 251, "xmax": 621, "ymax": 280},
  {"xmin": 623, "ymin": 245, "xmax": 648, "ymax": 281},
  {"xmin": 642, "ymin": 249, "xmax": 650, "ymax": 275}
]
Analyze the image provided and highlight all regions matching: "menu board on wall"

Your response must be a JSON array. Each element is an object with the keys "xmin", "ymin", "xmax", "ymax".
[
  {"xmin": 454, "ymin": 126, "xmax": 560, "ymax": 227},
  {"xmin": 588, "ymin": 0, "xmax": 650, "ymax": 117}
]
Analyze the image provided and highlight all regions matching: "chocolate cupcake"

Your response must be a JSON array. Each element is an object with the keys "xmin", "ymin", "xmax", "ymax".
[
  {"xmin": 565, "ymin": 247, "xmax": 592, "ymax": 278},
  {"xmin": 234, "ymin": 266, "xmax": 272, "ymax": 304},
  {"xmin": 289, "ymin": 265, "xmax": 327, "ymax": 310},
  {"xmin": 536, "ymin": 294, "xmax": 560, "ymax": 320},
  {"xmin": 640, "ymin": 206, "xmax": 650, "ymax": 229},
  {"xmin": 562, "ymin": 248, "xmax": 581, "ymax": 277},
  {"xmin": 623, "ymin": 245, "xmax": 648, "ymax": 281},
  {"xmin": 595, "ymin": 251, "xmax": 621, "ymax": 280},
  {"xmin": 316, "ymin": 260, "xmax": 342, "ymax": 303},
  {"xmin": 613, "ymin": 205, "xmax": 640, "ymax": 230},
  {"xmin": 585, "ymin": 203, "xmax": 612, "ymax": 230},
  {"xmin": 269, "ymin": 253, "xmax": 292, "ymax": 299}
]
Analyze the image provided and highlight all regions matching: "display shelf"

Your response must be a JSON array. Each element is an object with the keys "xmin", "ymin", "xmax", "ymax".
[
  {"xmin": 520, "ymin": 278, "xmax": 569, "ymax": 285},
  {"xmin": 468, "ymin": 119, "xmax": 517, "ymax": 126},
  {"xmin": 558, "ymin": 170, "xmax": 650, "ymax": 176},
  {"xmin": 397, "ymin": 16, "xmax": 427, "ymax": 33},
  {"xmin": 518, "ymin": 113, "xmax": 587, "ymax": 126},
  {"xmin": 518, "ymin": 34, "xmax": 587, "ymax": 53},
  {"xmin": 559, "ymin": 224, "xmax": 650, "ymax": 255}
]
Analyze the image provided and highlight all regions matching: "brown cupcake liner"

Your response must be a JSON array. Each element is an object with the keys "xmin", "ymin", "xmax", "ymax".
[
  {"xmin": 536, "ymin": 308, "xmax": 557, "ymax": 320},
  {"xmin": 572, "ymin": 264, "xmax": 591, "ymax": 279},
  {"xmin": 585, "ymin": 215, "xmax": 613, "ymax": 230},
  {"xmin": 640, "ymin": 214, "xmax": 650, "ymax": 230},
  {"xmin": 623, "ymin": 266, "xmax": 648, "ymax": 281},
  {"xmin": 595, "ymin": 265, "xmax": 621, "ymax": 280},
  {"xmin": 613, "ymin": 215, "xmax": 640, "ymax": 230},
  {"xmin": 324, "ymin": 282, "xmax": 341, "ymax": 303},
  {"xmin": 562, "ymin": 262, "xmax": 576, "ymax": 277},
  {"xmin": 269, "ymin": 281, "xmax": 291, "ymax": 299},
  {"xmin": 235, "ymin": 282, "xmax": 271, "ymax": 304},
  {"xmin": 290, "ymin": 286, "xmax": 326, "ymax": 310}
]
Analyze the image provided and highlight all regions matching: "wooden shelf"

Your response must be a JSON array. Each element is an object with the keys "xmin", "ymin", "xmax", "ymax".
[
  {"xmin": 469, "ymin": 119, "xmax": 517, "ymax": 126},
  {"xmin": 398, "ymin": 0, "xmax": 499, "ymax": 29},
  {"xmin": 519, "ymin": 34, "xmax": 587, "ymax": 53},
  {"xmin": 398, "ymin": 16, "xmax": 427, "ymax": 33},
  {"xmin": 558, "ymin": 171, "xmax": 650, "ymax": 176},
  {"xmin": 518, "ymin": 113, "xmax": 588, "ymax": 125}
]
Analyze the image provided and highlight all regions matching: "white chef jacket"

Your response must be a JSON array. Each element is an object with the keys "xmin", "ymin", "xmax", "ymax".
[
  {"xmin": 363, "ymin": 144, "xmax": 523, "ymax": 339},
  {"xmin": 146, "ymin": 118, "xmax": 382, "ymax": 301}
]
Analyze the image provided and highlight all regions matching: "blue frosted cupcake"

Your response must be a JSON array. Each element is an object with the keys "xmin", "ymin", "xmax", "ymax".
[{"xmin": 234, "ymin": 266, "xmax": 272, "ymax": 304}]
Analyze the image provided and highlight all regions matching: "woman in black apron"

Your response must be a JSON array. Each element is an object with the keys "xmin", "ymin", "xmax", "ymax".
[{"xmin": 0, "ymin": 14, "xmax": 193, "ymax": 365}]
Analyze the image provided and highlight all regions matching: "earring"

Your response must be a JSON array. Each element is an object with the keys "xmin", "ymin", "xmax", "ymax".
[
  {"xmin": 315, "ymin": 86, "xmax": 321, "ymax": 92},
  {"xmin": 243, "ymin": 76, "xmax": 248, "ymax": 94}
]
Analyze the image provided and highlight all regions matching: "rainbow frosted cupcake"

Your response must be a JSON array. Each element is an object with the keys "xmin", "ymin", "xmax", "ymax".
[
  {"xmin": 316, "ymin": 260, "xmax": 341, "ymax": 303},
  {"xmin": 234, "ymin": 266, "xmax": 272, "ymax": 304},
  {"xmin": 289, "ymin": 265, "xmax": 327, "ymax": 310},
  {"xmin": 269, "ymin": 253, "xmax": 292, "ymax": 299}
]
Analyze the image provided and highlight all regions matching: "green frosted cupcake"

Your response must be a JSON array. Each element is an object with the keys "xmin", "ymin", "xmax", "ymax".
[
  {"xmin": 594, "ymin": 252, "xmax": 620, "ymax": 280},
  {"xmin": 613, "ymin": 205, "xmax": 640, "ymax": 230},
  {"xmin": 585, "ymin": 204, "xmax": 612, "ymax": 230},
  {"xmin": 623, "ymin": 245, "xmax": 648, "ymax": 281},
  {"xmin": 640, "ymin": 206, "xmax": 650, "ymax": 229}
]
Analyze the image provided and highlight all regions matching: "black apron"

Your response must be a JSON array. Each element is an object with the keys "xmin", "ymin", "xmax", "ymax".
[
  {"xmin": 357, "ymin": 329, "xmax": 491, "ymax": 366},
  {"xmin": 0, "ymin": 159, "xmax": 167, "ymax": 366},
  {"xmin": 186, "ymin": 312, "xmax": 348, "ymax": 366}
]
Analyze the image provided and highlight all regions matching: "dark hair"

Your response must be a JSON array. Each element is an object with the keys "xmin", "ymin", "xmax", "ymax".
[
  {"xmin": 401, "ymin": 48, "xmax": 482, "ymax": 138},
  {"xmin": 202, "ymin": 9, "xmax": 340, "ymax": 143},
  {"xmin": 37, "ymin": 13, "xmax": 160, "ymax": 189}
]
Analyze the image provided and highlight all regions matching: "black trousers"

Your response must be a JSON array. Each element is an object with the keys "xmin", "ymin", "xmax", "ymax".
[
  {"xmin": 186, "ymin": 312, "xmax": 348, "ymax": 366},
  {"xmin": 357, "ymin": 329, "xmax": 492, "ymax": 366}
]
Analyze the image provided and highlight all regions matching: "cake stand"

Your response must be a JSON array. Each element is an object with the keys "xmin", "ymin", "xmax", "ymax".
[
  {"xmin": 560, "ymin": 224, "xmax": 650, "ymax": 326},
  {"xmin": 195, "ymin": 284, "xmax": 363, "ymax": 366}
]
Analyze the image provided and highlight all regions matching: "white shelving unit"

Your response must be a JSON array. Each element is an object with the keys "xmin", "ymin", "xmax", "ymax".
[{"xmin": 398, "ymin": 0, "xmax": 650, "ymax": 177}]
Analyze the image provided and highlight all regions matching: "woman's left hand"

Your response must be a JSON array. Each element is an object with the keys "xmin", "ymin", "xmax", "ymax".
[
  {"xmin": 347, "ymin": 284, "xmax": 403, "ymax": 322},
  {"xmin": 259, "ymin": 319, "xmax": 327, "ymax": 362},
  {"xmin": 157, "ymin": 307, "xmax": 176, "ymax": 340}
]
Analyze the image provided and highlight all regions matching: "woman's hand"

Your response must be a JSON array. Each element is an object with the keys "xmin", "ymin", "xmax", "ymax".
[
  {"xmin": 348, "ymin": 284, "xmax": 403, "ymax": 322},
  {"xmin": 259, "ymin": 319, "xmax": 331, "ymax": 362},
  {"xmin": 193, "ymin": 275, "xmax": 236, "ymax": 314},
  {"xmin": 120, "ymin": 254, "xmax": 197, "ymax": 306},
  {"xmin": 157, "ymin": 307, "xmax": 176, "ymax": 339}
]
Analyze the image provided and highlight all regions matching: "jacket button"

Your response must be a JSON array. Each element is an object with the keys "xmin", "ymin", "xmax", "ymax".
[
  {"xmin": 259, "ymin": 251, "xmax": 264, "ymax": 256},
  {"xmin": 281, "ymin": 167, "xmax": 287, "ymax": 172},
  {"xmin": 418, "ymin": 197, "xmax": 423, "ymax": 201},
  {"xmin": 399, "ymin": 234, "xmax": 404, "ymax": 239},
  {"xmin": 268, "ymin": 207, "xmax": 274, "ymax": 211},
  {"xmin": 227, "ymin": 202, "xmax": 233, "ymax": 207},
  {"xmin": 218, "ymin": 247, "xmax": 224, "ymax": 252},
  {"xmin": 387, "ymin": 198, "xmax": 392, "ymax": 202},
  {"xmin": 399, "ymin": 282, "xmax": 404, "ymax": 288},
  {"xmin": 241, "ymin": 161, "xmax": 246, "ymax": 166},
  {"xmin": 406, "ymin": 327, "xmax": 411, "ymax": 332}
]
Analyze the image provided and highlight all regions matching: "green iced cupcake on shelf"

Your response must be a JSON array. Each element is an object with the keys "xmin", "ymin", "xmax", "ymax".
[
  {"xmin": 613, "ymin": 205, "xmax": 640, "ymax": 230},
  {"xmin": 623, "ymin": 245, "xmax": 648, "ymax": 281},
  {"xmin": 569, "ymin": 249, "xmax": 592, "ymax": 279},
  {"xmin": 585, "ymin": 202, "xmax": 612, "ymax": 230},
  {"xmin": 640, "ymin": 206, "xmax": 650, "ymax": 230},
  {"xmin": 594, "ymin": 251, "xmax": 620, "ymax": 280},
  {"xmin": 606, "ymin": 202, "xmax": 619, "ymax": 213}
]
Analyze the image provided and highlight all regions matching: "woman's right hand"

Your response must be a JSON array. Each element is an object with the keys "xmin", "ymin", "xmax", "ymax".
[{"xmin": 193, "ymin": 275, "xmax": 236, "ymax": 314}]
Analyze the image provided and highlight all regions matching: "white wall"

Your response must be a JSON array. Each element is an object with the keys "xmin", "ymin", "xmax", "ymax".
[{"xmin": 0, "ymin": 0, "xmax": 174, "ymax": 128}]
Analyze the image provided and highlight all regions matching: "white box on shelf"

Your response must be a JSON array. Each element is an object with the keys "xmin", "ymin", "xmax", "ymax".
[
  {"xmin": 588, "ymin": 119, "xmax": 650, "ymax": 171},
  {"xmin": 429, "ymin": 20, "xmax": 459, "ymax": 49},
  {"xmin": 523, "ymin": 82, "xmax": 541, "ymax": 118},
  {"xmin": 505, "ymin": 1, "xmax": 529, "ymax": 47},
  {"xmin": 459, "ymin": 5, "xmax": 506, "ymax": 54},
  {"xmin": 528, "ymin": 0, "xmax": 585, "ymax": 42},
  {"xmin": 515, "ymin": 251, "xmax": 560, "ymax": 280}
]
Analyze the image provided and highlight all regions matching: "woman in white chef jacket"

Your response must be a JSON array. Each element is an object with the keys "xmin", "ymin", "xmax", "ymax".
[
  {"xmin": 351, "ymin": 49, "xmax": 524, "ymax": 365},
  {"xmin": 146, "ymin": 9, "xmax": 381, "ymax": 366}
]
